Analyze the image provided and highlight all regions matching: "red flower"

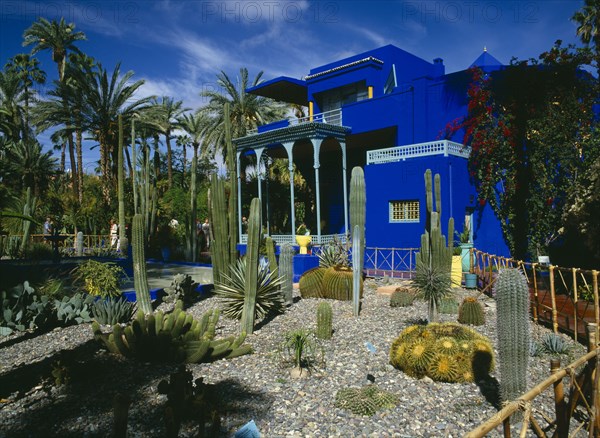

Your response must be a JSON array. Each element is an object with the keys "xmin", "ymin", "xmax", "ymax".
[{"xmin": 479, "ymin": 199, "xmax": 486, "ymax": 206}]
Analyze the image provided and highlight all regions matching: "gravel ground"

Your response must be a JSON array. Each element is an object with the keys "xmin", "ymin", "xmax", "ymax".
[{"xmin": 0, "ymin": 278, "xmax": 590, "ymax": 437}]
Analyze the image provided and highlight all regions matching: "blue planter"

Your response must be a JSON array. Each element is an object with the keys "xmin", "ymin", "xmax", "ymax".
[
  {"xmin": 161, "ymin": 247, "xmax": 171, "ymax": 263},
  {"xmin": 460, "ymin": 243, "xmax": 474, "ymax": 273},
  {"xmin": 464, "ymin": 273, "xmax": 477, "ymax": 289}
]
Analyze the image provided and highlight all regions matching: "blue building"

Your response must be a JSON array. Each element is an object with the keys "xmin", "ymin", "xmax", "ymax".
[{"xmin": 233, "ymin": 44, "xmax": 510, "ymax": 257}]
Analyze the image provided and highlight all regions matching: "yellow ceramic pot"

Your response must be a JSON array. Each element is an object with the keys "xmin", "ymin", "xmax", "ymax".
[{"xmin": 295, "ymin": 235, "xmax": 312, "ymax": 254}]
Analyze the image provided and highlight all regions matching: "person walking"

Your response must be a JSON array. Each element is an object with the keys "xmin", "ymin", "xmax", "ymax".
[
  {"xmin": 43, "ymin": 217, "xmax": 53, "ymax": 235},
  {"xmin": 201, "ymin": 218, "xmax": 211, "ymax": 249},
  {"xmin": 110, "ymin": 219, "xmax": 119, "ymax": 249}
]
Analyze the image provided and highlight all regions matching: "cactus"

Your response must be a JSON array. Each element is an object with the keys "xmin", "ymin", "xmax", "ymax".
[
  {"xmin": 389, "ymin": 322, "xmax": 494, "ymax": 383},
  {"xmin": 224, "ymin": 103, "xmax": 238, "ymax": 263},
  {"xmin": 352, "ymin": 224, "xmax": 362, "ymax": 316},
  {"xmin": 349, "ymin": 166, "xmax": 366, "ymax": 271},
  {"xmin": 92, "ymin": 305, "xmax": 251, "ymax": 363},
  {"xmin": 390, "ymin": 289, "xmax": 415, "ymax": 307},
  {"xmin": 279, "ymin": 243, "xmax": 294, "ymax": 306},
  {"xmin": 322, "ymin": 266, "xmax": 362, "ymax": 301},
  {"xmin": 335, "ymin": 385, "xmax": 398, "ymax": 416},
  {"xmin": 413, "ymin": 170, "xmax": 453, "ymax": 322},
  {"xmin": 457, "ymin": 297, "xmax": 485, "ymax": 326},
  {"xmin": 438, "ymin": 296, "xmax": 459, "ymax": 314},
  {"xmin": 241, "ymin": 198, "xmax": 261, "ymax": 334},
  {"xmin": 19, "ymin": 187, "xmax": 36, "ymax": 253},
  {"xmin": 118, "ymin": 115, "xmax": 126, "ymax": 251},
  {"xmin": 76, "ymin": 231, "xmax": 84, "ymax": 257},
  {"xmin": 132, "ymin": 213, "xmax": 152, "ymax": 314},
  {"xmin": 299, "ymin": 267, "xmax": 326, "ymax": 298},
  {"xmin": 265, "ymin": 236, "xmax": 278, "ymax": 277},
  {"xmin": 316, "ymin": 302, "xmax": 333, "ymax": 339},
  {"xmin": 92, "ymin": 296, "xmax": 135, "ymax": 325},
  {"xmin": 495, "ymin": 268, "xmax": 530, "ymax": 406},
  {"xmin": 210, "ymin": 174, "xmax": 230, "ymax": 285}
]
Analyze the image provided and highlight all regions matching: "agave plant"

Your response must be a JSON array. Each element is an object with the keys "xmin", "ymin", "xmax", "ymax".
[
  {"xmin": 317, "ymin": 236, "xmax": 350, "ymax": 268},
  {"xmin": 213, "ymin": 257, "xmax": 284, "ymax": 320}
]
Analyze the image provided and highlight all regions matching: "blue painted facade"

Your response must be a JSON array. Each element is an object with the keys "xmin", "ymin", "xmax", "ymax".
[{"xmin": 242, "ymin": 44, "xmax": 510, "ymax": 257}]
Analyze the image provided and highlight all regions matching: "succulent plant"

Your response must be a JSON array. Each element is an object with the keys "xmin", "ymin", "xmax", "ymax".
[
  {"xmin": 316, "ymin": 302, "xmax": 333, "ymax": 340},
  {"xmin": 163, "ymin": 274, "xmax": 198, "ymax": 305},
  {"xmin": 54, "ymin": 293, "xmax": 95, "ymax": 325},
  {"xmin": 438, "ymin": 296, "xmax": 459, "ymax": 314},
  {"xmin": 389, "ymin": 322, "xmax": 494, "ymax": 383},
  {"xmin": 335, "ymin": 385, "xmax": 398, "ymax": 416},
  {"xmin": 92, "ymin": 303, "xmax": 252, "ymax": 363},
  {"xmin": 1, "ymin": 281, "xmax": 51, "ymax": 336},
  {"xmin": 322, "ymin": 266, "xmax": 363, "ymax": 301},
  {"xmin": 278, "ymin": 243, "xmax": 294, "ymax": 307},
  {"xmin": 390, "ymin": 289, "xmax": 415, "ymax": 307},
  {"xmin": 540, "ymin": 333, "xmax": 570, "ymax": 355},
  {"xmin": 92, "ymin": 296, "xmax": 136, "ymax": 325},
  {"xmin": 299, "ymin": 267, "xmax": 326, "ymax": 299},
  {"xmin": 457, "ymin": 297, "xmax": 485, "ymax": 326},
  {"xmin": 494, "ymin": 268, "xmax": 530, "ymax": 405}
]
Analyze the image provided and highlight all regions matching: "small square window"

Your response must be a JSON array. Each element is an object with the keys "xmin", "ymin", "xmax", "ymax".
[{"xmin": 389, "ymin": 200, "xmax": 420, "ymax": 223}]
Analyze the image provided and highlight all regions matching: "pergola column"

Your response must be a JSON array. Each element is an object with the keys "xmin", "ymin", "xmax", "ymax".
[
  {"xmin": 282, "ymin": 141, "xmax": 295, "ymax": 235},
  {"xmin": 254, "ymin": 147, "xmax": 265, "ymax": 203},
  {"xmin": 312, "ymin": 138, "xmax": 323, "ymax": 242},
  {"xmin": 340, "ymin": 140, "xmax": 349, "ymax": 235}
]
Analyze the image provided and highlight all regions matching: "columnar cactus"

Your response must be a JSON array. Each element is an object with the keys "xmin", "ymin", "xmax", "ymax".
[
  {"xmin": 495, "ymin": 268, "xmax": 530, "ymax": 406},
  {"xmin": 210, "ymin": 174, "xmax": 230, "ymax": 285},
  {"xmin": 279, "ymin": 243, "xmax": 294, "ymax": 306},
  {"xmin": 224, "ymin": 103, "xmax": 238, "ymax": 263},
  {"xmin": 349, "ymin": 166, "xmax": 366, "ymax": 271},
  {"xmin": 76, "ymin": 231, "xmax": 84, "ymax": 257},
  {"xmin": 265, "ymin": 236, "xmax": 278, "ymax": 277},
  {"xmin": 414, "ymin": 170, "xmax": 453, "ymax": 322},
  {"xmin": 316, "ymin": 301, "xmax": 333, "ymax": 339},
  {"xmin": 352, "ymin": 224, "xmax": 362, "ymax": 316},
  {"xmin": 117, "ymin": 115, "xmax": 126, "ymax": 251},
  {"xmin": 19, "ymin": 187, "xmax": 35, "ymax": 253},
  {"xmin": 132, "ymin": 213, "xmax": 152, "ymax": 314},
  {"xmin": 241, "ymin": 198, "xmax": 261, "ymax": 334}
]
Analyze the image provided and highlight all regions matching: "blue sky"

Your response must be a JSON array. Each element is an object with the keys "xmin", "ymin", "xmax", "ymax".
[{"xmin": 0, "ymin": 0, "xmax": 586, "ymax": 170}]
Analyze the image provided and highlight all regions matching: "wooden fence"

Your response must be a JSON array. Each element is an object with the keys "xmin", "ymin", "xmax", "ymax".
[{"xmin": 468, "ymin": 249, "xmax": 599, "ymax": 437}]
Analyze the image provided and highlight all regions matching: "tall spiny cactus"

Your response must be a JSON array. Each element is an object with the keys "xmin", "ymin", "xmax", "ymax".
[
  {"xmin": 495, "ymin": 268, "xmax": 530, "ymax": 409},
  {"xmin": 224, "ymin": 103, "xmax": 238, "ymax": 263},
  {"xmin": 241, "ymin": 198, "xmax": 261, "ymax": 334},
  {"xmin": 316, "ymin": 302, "xmax": 333, "ymax": 339},
  {"xmin": 265, "ymin": 236, "xmax": 278, "ymax": 277},
  {"xmin": 279, "ymin": 243, "xmax": 294, "ymax": 307},
  {"xmin": 117, "ymin": 115, "xmax": 126, "ymax": 252},
  {"xmin": 352, "ymin": 224, "xmax": 362, "ymax": 316},
  {"xmin": 187, "ymin": 133, "xmax": 198, "ymax": 262},
  {"xmin": 132, "ymin": 213, "xmax": 152, "ymax": 314},
  {"xmin": 349, "ymin": 166, "xmax": 366, "ymax": 271},
  {"xmin": 210, "ymin": 174, "xmax": 230, "ymax": 285},
  {"xmin": 415, "ymin": 170, "xmax": 453, "ymax": 322},
  {"xmin": 131, "ymin": 117, "xmax": 139, "ymax": 215}
]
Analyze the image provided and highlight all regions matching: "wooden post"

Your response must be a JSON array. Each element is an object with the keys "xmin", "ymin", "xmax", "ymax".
[
  {"xmin": 587, "ymin": 323, "xmax": 599, "ymax": 437},
  {"xmin": 551, "ymin": 358, "xmax": 567, "ymax": 437},
  {"xmin": 550, "ymin": 265, "xmax": 558, "ymax": 333},
  {"xmin": 532, "ymin": 263, "xmax": 539, "ymax": 323},
  {"xmin": 573, "ymin": 268, "xmax": 579, "ymax": 343},
  {"xmin": 503, "ymin": 418, "xmax": 511, "ymax": 438}
]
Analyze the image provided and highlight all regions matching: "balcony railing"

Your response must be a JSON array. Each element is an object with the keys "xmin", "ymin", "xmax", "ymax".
[
  {"xmin": 366, "ymin": 140, "xmax": 470, "ymax": 164},
  {"xmin": 247, "ymin": 108, "xmax": 343, "ymax": 136}
]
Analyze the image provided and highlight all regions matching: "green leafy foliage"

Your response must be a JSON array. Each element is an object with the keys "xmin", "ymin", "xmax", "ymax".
[
  {"xmin": 213, "ymin": 257, "xmax": 283, "ymax": 320},
  {"xmin": 71, "ymin": 260, "xmax": 126, "ymax": 298},
  {"xmin": 335, "ymin": 385, "xmax": 398, "ymax": 416},
  {"xmin": 1, "ymin": 281, "xmax": 51, "ymax": 336},
  {"xmin": 278, "ymin": 328, "xmax": 323, "ymax": 370}
]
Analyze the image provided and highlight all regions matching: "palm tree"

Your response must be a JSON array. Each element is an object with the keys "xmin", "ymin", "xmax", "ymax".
[
  {"xmin": 4, "ymin": 54, "xmax": 46, "ymax": 135},
  {"xmin": 573, "ymin": 0, "xmax": 600, "ymax": 75},
  {"xmin": 199, "ymin": 68, "xmax": 288, "ymax": 160},
  {"xmin": 22, "ymin": 17, "xmax": 85, "ymax": 81},
  {"xmin": 78, "ymin": 62, "xmax": 153, "ymax": 199},
  {"xmin": 151, "ymin": 97, "xmax": 189, "ymax": 188},
  {"xmin": 176, "ymin": 134, "xmax": 192, "ymax": 183},
  {"xmin": 1, "ymin": 139, "xmax": 58, "ymax": 196},
  {"xmin": 0, "ymin": 70, "xmax": 27, "ymax": 143}
]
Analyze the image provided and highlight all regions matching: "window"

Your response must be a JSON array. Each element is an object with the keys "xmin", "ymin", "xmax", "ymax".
[
  {"xmin": 389, "ymin": 200, "xmax": 419, "ymax": 223},
  {"xmin": 384, "ymin": 64, "xmax": 397, "ymax": 94}
]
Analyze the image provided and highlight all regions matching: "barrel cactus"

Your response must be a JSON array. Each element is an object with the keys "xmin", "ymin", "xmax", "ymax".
[
  {"xmin": 335, "ymin": 385, "xmax": 398, "ymax": 416},
  {"xmin": 299, "ymin": 267, "xmax": 326, "ymax": 299},
  {"xmin": 457, "ymin": 297, "xmax": 485, "ymax": 326},
  {"xmin": 390, "ymin": 289, "xmax": 415, "ymax": 308},
  {"xmin": 390, "ymin": 322, "xmax": 494, "ymax": 383},
  {"xmin": 495, "ymin": 268, "xmax": 530, "ymax": 406},
  {"xmin": 316, "ymin": 302, "xmax": 333, "ymax": 340},
  {"xmin": 322, "ymin": 266, "xmax": 363, "ymax": 301}
]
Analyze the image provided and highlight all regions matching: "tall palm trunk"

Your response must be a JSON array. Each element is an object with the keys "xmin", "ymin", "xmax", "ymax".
[
  {"xmin": 76, "ymin": 128, "xmax": 83, "ymax": 203},
  {"xmin": 165, "ymin": 129, "xmax": 173, "ymax": 188}
]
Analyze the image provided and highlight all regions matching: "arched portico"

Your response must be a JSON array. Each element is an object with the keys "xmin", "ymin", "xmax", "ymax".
[{"xmin": 234, "ymin": 123, "xmax": 350, "ymax": 245}]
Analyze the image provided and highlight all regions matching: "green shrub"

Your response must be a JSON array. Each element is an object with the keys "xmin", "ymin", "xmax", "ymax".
[{"xmin": 71, "ymin": 260, "xmax": 126, "ymax": 298}]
